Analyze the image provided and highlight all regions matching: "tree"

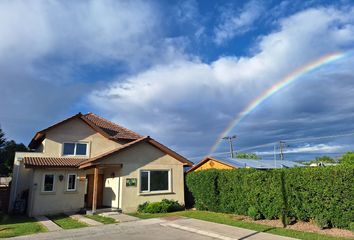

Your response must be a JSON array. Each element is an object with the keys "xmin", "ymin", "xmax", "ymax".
[
  {"xmin": 339, "ymin": 152, "xmax": 354, "ymax": 166},
  {"xmin": 310, "ymin": 156, "xmax": 336, "ymax": 164},
  {"xmin": 236, "ymin": 152, "xmax": 260, "ymax": 160},
  {"xmin": 0, "ymin": 126, "xmax": 28, "ymax": 176},
  {"xmin": 0, "ymin": 126, "xmax": 5, "ymax": 148}
]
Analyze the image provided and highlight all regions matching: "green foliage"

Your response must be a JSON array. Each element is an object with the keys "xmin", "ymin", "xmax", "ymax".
[
  {"xmin": 0, "ymin": 127, "xmax": 5, "ymax": 148},
  {"xmin": 236, "ymin": 152, "xmax": 260, "ymax": 159},
  {"xmin": 0, "ymin": 127, "xmax": 28, "ymax": 176},
  {"xmin": 85, "ymin": 214, "xmax": 116, "ymax": 224},
  {"xmin": 48, "ymin": 214, "xmax": 88, "ymax": 229},
  {"xmin": 137, "ymin": 199, "xmax": 183, "ymax": 213},
  {"xmin": 0, "ymin": 140, "xmax": 28, "ymax": 176},
  {"xmin": 349, "ymin": 222, "xmax": 354, "ymax": 232},
  {"xmin": 186, "ymin": 166, "xmax": 354, "ymax": 229},
  {"xmin": 339, "ymin": 152, "xmax": 354, "ymax": 166},
  {"xmin": 310, "ymin": 156, "xmax": 336, "ymax": 164},
  {"xmin": 0, "ymin": 213, "xmax": 47, "ymax": 238},
  {"xmin": 247, "ymin": 206, "xmax": 262, "ymax": 220}
]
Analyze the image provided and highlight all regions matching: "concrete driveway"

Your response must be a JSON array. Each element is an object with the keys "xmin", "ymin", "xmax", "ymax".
[{"xmin": 9, "ymin": 217, "xmax": 297, "ymax": 240}]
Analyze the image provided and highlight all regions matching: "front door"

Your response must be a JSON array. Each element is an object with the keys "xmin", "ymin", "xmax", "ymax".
[{"xmin": 86, "ymin": 174, "xmax": 104, "ymax": 208}]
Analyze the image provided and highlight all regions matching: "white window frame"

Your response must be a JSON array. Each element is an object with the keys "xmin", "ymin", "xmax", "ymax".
[
  {"xmin": 42, "ymin": 173, "xmax": 55, "ymax": 193},
  {"xmin": 139, "ymin": 169, "xmax": 171, "ymax": 193},
  {"xmin": 66, "ymin": 173, "xmax": 77, "ymax": 192},
  {"xmin": 62, "ymin": 142, "xmax": 89, "ymax": 157}
]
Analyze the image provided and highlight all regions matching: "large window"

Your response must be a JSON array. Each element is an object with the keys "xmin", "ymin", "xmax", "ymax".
[
  {"xmin": 67, "ymin": 173, "xmax": 77, "ymax": 191},
  {"xmin": 43, "ymin": 174, "xmax": 55, "ymax": 192},
  {"xmin": 140, "ymin": 170, "xmax": 170, "ymax": 193},
  {"xmin": 63, "ymin": 142, "xmax": 87, "ymax": 156}
]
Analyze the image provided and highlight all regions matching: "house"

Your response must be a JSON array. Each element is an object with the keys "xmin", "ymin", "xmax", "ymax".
[
  {"xmin": 187, "ymin": 156, "xmax": 304, "ymax": 172},
  {"xmin": 9, "ymin": 113, "xmax": 192, "ymax": 216}
]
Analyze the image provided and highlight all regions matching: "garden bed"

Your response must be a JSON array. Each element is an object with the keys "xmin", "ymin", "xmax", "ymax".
[{"xmin": 234, "ymin": 215, "xmax": 354, "ymax": 239}]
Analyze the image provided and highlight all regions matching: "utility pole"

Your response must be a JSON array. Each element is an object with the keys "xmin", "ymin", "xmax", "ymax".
[
  {"xmin": 222, "ymin": 135, "xmax": 237, "ymax": 158},
  {"xmin": 279, "ymin": 141, "xmax": 286, "ymax": 160}
]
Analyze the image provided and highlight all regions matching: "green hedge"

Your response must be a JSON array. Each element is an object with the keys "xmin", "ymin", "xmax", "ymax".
[
  {"xmin": 186, "ymin": 166, "xmax": 354, "ymax": 229},
  {"xmin": 137, "ymin": 199, "xmax": 183, "ymax": 213}
]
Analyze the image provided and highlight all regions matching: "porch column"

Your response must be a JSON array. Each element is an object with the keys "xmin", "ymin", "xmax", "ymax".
[{"xmin": 92, "ymin": 166, "xmax": 99, "ymax": 213}]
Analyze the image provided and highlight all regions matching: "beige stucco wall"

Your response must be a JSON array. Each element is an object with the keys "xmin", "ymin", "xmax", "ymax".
[
  {"xmin": 9, "ymin": 152, "xmax": 42, "ymax": 212},
  {"xmin": 29, "ymin": 168, "xmax": 86, "ymax": 216},
  {"xmin": 101, "ymin": 141, "xmax": 185, "ymax": 213},
  {"xmin": 40, "ymin": 118, "xmax": 122, "ymax": 158},
  {"xmin": 102, "ymin": 168, "xmax": 120, "ymax": 208}
]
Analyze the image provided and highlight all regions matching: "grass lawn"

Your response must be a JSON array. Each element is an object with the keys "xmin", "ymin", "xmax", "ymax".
[
  {"xmin": 85, "ymin": 214, "xmax": 116, "ymax": 224},
  {"xmin": 130, "ymin": 210, "xmax": 349, "ymax": 240},
  {"xmin": 0, "ymin": 213, "xmax": 47, "ymax": 238},
  {"xmin": 48, "ymin": 214, "xmax": 88, "ymax": 229}
]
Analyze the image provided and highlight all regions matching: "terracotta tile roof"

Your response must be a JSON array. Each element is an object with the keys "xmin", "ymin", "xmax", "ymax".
[
  {"xmin": 29, "ymin": 112, "xmax": 142, "ymax": 149},
  {"xmin": 82, "ymin": 113, "xmax": 142, "ymax": 140},
  {"xmin": 23, "ymin": 157, "xmax": 88, "ymax": 168}
]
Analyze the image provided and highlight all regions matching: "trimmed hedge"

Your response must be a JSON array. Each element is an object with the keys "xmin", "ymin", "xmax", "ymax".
[
  {"xmin": 186, "ymin": 165, "xmax": 354, "ymax": 229},
  {"xmin": 137, "ymin": 199, "xmax": 183, "ymax": 213}
]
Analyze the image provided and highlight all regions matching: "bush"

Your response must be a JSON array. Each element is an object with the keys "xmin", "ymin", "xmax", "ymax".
[
  {"xmin": 247, "ymin": 206, "xmax": 262, "ymax": 220},
  {"xmin": 315, "ymin": 213, "xmax": 331, "ymax": 229},
  {"xmin": 137, "ymin": 199, "xmax": 183, "ymax": 213},
  {"xmin": 186, "ymin": 165, "xmax": 354, "ymax": 229},
  {"xmin": 349, "ymin": 222, "xmax": 354, "ymax": 232}
]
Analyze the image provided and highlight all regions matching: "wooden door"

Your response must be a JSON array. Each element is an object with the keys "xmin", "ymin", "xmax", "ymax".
[{"xmin": 86, "ymin": 174, "xmax": 104, "ymax": 208}]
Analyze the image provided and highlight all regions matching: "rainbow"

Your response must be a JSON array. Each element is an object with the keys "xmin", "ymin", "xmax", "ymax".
[{"xmin": 209, "ymin": 51, "xmax": 345, "ymax": 154}]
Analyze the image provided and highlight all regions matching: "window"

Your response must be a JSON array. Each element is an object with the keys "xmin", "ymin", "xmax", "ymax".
[
  {"xmin": 140, "ymin": 170, "xmax": 170, "ymax": 193},
  {"xmin": 63, "ymin": 142, "xmax": 87, "ymax": 156},
  {"xmin": 67, "ymin": 174, "xmax": 77, "ymax": 191},
  {"xmin": 43, "ymin": 174, "xmax": 55, "ymax": 192}
]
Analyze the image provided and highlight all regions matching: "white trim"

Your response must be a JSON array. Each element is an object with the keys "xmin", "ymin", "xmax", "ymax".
[
  {"xmin": 66, "ymin": 173, "xmax": 77, "ymax": 191},
  {"xmin": 42, "ymin": 173, "xmax": 55, "ymax": 193},
  {"xmin": 139, "ymin": 169, "xmax": 171, "ymax": 194},
  {"xmin": 61, "ymin": 141, "xmax": 89, "ymax": 157}
]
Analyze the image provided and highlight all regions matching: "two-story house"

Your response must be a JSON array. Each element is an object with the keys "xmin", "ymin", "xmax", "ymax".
[{"xmin": 9, "ymin": 113, "xmax": 192, "ymax": 216}]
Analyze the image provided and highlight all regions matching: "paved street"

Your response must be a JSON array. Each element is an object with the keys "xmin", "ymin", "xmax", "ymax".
[{"xmin": 9, "ymin": 217, "xmax": 296, "ymax": 240}]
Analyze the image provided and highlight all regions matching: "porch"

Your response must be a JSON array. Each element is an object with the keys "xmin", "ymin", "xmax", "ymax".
[{"xmin": 83, "ymin": 163, "xmax": 123, "ymax": 214}]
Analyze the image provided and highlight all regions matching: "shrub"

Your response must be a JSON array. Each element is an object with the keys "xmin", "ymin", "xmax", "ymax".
[
  {"xmin": 349, "ymin": 222, "xmax": 354, "ymax": 232},
  {"xmin": 315, "ymin": 213, "xmax": 331, "ymax": 229},
  {"xmin": 186, "ymin": 165, "xmax": 354, "ymax": 229},
  {"xmin": 137, "ymin": 199, "xmax": 183, "ymax": 213},
  {"xmin": 247, "ymin": 206, "xmax": 262, "ymax": 220}
]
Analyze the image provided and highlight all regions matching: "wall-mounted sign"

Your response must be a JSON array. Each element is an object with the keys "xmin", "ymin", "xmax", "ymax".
[{"xmin": 126, "ymin": 178, "xmax": 137, "ymax": 187}]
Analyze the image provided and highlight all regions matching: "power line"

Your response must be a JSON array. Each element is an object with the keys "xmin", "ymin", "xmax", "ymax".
[
  {"xmin": 282, "ymin": 131, "xmax": 354, "ymax": 143},
  {"xmin": 188, "ymin": 131, "xmax": 354, "ymax": 161},
  {"xmin": 222, "ymin": 135, "xmax": 237, "ymax": 158}
]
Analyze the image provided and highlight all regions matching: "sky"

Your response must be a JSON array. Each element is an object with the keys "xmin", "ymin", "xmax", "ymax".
[{"xmin": 1, "ymin": 0, "xmax": 354, "ymax": 162}]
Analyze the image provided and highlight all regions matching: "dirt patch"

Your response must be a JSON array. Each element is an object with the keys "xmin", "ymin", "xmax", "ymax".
[{"xmin": 232, "ymin": 215, "xmax": 354, "ymax": 239}]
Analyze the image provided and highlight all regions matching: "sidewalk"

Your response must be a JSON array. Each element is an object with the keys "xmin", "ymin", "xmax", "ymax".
[{"xmin": 161, "ymin": 217, "xmax": 296, "ymax": 240}]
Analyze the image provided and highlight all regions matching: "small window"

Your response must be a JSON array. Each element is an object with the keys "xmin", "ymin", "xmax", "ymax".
[
  {"xmin": 67, "ymin": 174, "xmax": 77, "ymax": 191},
  {"xmin": 140, "ymin": 170, "xmax": 170, "ymax": 193},
  {"xmin": 63, "ymin": 143, "xmax": 75, "ymax": 155},
  {"xmin": 43, "ymin": 174, "xmax": 55, "ymax": 192},
  {"xmin": 141, "ymin": 172, "xmax": 149, "ymax": 192},
  {"xmin": 63, "ymin": 142, "xmax": 87, "ymax": 156},
  {"xmin": 76, "ymin": 143, "xmax": 87, "ymax": 155}
]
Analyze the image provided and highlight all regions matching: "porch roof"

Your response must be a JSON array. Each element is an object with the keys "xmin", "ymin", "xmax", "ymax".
[{"xmin": 23, "ymin": 156, "xmax": 87, "ymax": 168}]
